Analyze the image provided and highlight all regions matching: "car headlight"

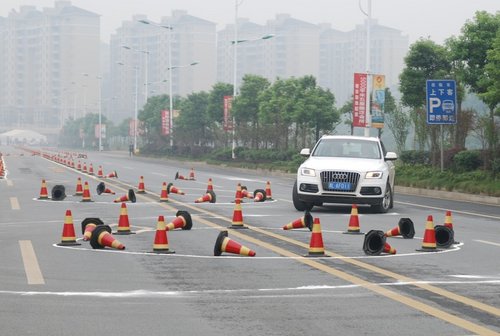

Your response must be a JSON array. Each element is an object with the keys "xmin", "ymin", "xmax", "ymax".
[
  {"xmin": 300, "ymin": 167, "xmax": 316, "ymax": 177},
  {"xmin": 365, "ymin": 171, "xmax": 383, "ymax": 179}
]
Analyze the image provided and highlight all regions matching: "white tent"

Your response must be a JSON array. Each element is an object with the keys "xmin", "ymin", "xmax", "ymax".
[{"xmin": 0, "ymin": 129, "xmax": 48, "ymax": 145}]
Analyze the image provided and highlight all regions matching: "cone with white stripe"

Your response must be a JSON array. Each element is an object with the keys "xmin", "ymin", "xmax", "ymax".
[
  {"xmin": 57, "ymin": 210, "xmax": 81, "ymax": 246},
  {"xmin": 307, "ymin": 217, "xmax": 326, "ymax": 256},
  {"xmin": 214, "ymin": 230, "xmax": 255, "ymax": 257}
]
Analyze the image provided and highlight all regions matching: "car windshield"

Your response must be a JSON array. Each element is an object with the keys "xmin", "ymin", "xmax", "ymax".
[{"xmin": 312, "ymin": 139, "xmax": 381, "ymax": 159}]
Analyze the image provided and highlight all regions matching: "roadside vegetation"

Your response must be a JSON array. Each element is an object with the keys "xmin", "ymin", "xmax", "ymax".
[{"xmin": 58, "ymin": 11, "xmax": 500, "ymax": 197}]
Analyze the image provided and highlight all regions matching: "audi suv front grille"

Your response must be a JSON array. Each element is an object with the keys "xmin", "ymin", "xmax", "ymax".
[{"xmin": 320, "ymin": 171, "xmax": 360, "ymax": 192}]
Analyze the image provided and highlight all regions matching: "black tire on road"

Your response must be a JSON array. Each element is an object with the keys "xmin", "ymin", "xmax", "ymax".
[{"xmin": 292, "ymin": 180, "xmax": 313, "ymax": 211}]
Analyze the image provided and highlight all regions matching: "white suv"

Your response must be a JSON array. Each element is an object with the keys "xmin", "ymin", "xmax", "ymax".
[{"xmin": 293, "ymin": 135, "xmax": 397, "ymax": 213}]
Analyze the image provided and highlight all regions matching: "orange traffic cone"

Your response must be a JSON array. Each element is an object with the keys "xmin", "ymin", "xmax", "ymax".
[
  {"xmin": 153, "ymin": 216, "xmax": 174, "ymax": 253},
  {"xmin": 97, "ymin": 165, "xmax": 104, "ymax": 178},
  {"xmin": 234, "ymin": 183, "xmax": 243, "ymax": 202},
  {"xmin": 253, "ymin": 189, "xmax": 267, "ymax": 202},
  {"xmin": 240, "ymin": 186, "xmax": 254, "ymax": 199},
  {"xmin": 137, "ymin": 176, "xmax": 146, "ymax": 194},
  {"xmin": 82, "ymin": 162, "xmax": 87, "ymax": 173},
  {"xmin": 385, "ymin": 218, "xmax": 415, "ymax": 239},
  {"xmin": 444, "ymin": 210, "xmax": 454, "ymax": 231},
  {"xmin": 166, "ymin": 210, "xmax": 193, "ymax": 231},
  {"xmin": 39, "ymin": 179, "xmax": 49, "ymax": 199},
  {"xmin": 96, "ymin": 182, "xmax": 115, "ymax": 195},
  {"xmin": 113, "ymin": 189, "xmax": 136, "ymax": 203},
  {"xmin": 159, "ymin": 182, "xmax": 169, "ymax": 202},
  {"xmin": 74, "ymin": 177, "xmax": 83, "ymax": 196},
  {"xmin": 188, "ymin": 168, "xmax": 195, "ymax": 180},
  {"xmin": 81, "ymin": 218, "xmax": 104, "ymax": 241},
  {"xmin": 230, "ymin": 199, "xmax": 246, "ymax": 229},
  {"xmin": 81, "ymin": 181, "xmax": 93, "ymax": 202},
  {"xmin": 417, "ymin": 215, "xmax": 438, "ymax": 252},
  {"xmin": 115, "ymin": 202, "xmax": 134, "ymax": 235},
  {"xmin": 383, "ymin": 242, "xmax": 397, "ymax": 254},
  {"xmin": 175, "ymin": 172, "xmax": 187, "ymax": 180},
  {"xmin": 265, "ymin": 181, "xmax": 273, "ymax": 200},
  {"xmin": 167, "ymin": 183, "xmax": 185, "ymax": 195},
  {"xmin": 76, "ymin": 161, "xmax": 82, "ymax": 171},
  {"xmin": 283, "ymin": 211, "xmax": 313, "ymax": 231},
  {"xmin": 206, "ymin": 178, "xmax": 214, "ymax": 193},
  {"xmin": 106, "ymin": 170, "xmax": 118, "ymax": 178},
  {"xmin": 90, "ymin": 225, "xmax": 125, "ymax": 250},
  {"xmin": 195, "ymin": 190, "xmax": 216, "ymax": 203},
  {"xmin": 57, "ymin": 210, "xmax": 81, "ymax": 246},
  {"xmin": 343, "ymin": 204, "xmax": 363, "ymax": 234},
  {"xmin": 214, "ymin": 230, "xmax": 255, "ymax": 257},
  {"xmin": 307, "ymin": 217, "xmax": 326, "ymax": 256},
  {"xmin": 88, "ymin": 163, "xmax": 94, "ymax": 175}
]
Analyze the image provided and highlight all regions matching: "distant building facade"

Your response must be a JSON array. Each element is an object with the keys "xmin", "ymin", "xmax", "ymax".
[
  {"xmin": 108, "ymin": 10, "xmax": 216, "ymax": 123},
  {"xmin": 0, "ymin": 1, "xmax": 100, "ymax": 132},
  {"xmin": 319, "ymin": 20, "xmax": 409, "ymax": 106}
]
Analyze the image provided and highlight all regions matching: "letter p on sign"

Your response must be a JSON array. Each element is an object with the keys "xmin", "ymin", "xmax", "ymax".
[{"xmin": 429, "ymin": 97, "xmax": 440, "ymax": 113}]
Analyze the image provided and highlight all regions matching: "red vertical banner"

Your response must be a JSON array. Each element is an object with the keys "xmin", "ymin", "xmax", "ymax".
[
  {"xmin": 161, "ymin": 110, "xmax": 170, "ymax": 135},
  {"xmin": 223, "ymin": 95, "xmax": 233, "ymax": 131},
  {"xmin": 353, "ymin": 73, "xmax": 367, "ymax": 127}
]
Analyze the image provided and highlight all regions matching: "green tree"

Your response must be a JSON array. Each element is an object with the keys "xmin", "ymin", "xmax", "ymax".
[
  {"xmin": 232, "ymin": 75, "xmax": 270, "ymax": 148},
  {"xmin": 385, "ymin": 104, "xmax": 411, "ymax": 154},
  {"xmin": 399, "ymin": 39, "xmax": 451, "ymax": 164},
  {"xmin": 138, "ymin": 94, "xmax": 170, "ymax": 151},
  {"xmin": 448, "ymin": 11, "xmax": 500, "ymax": 153},
  {"xmin": 207, "ymin": 82, "xmax": 233, "ymax": 148},
  {"xmin": 175, "ymin": 91, "xmax": 211, "ymax": 147}
]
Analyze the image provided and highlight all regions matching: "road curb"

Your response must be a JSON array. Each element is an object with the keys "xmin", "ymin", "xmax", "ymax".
[{"xmin": 396, "ymin": 186, "xmax": 500, "ymax": 206}]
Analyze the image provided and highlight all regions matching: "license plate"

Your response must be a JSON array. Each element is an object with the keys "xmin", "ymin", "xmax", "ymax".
[{"xmin": 329, "ymin": 182, "xmax": 351, "ymax": 190}]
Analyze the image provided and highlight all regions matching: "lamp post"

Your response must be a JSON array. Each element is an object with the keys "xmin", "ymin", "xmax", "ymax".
[
  {"xmin": 138, "ymin": 19, "xmax": 199, "ymax": 147},
  {"xmin": 360, "ymin": 0, "xmax": 372, "ymax": 137},
  {"xmin": 97, "ymin": 75, "xmax": 103, "ymax": 151},
  {"xmin": 231, "ymin": 1, "xmax": 274, "ymax": 159},
  {"xmin": 117, "ymin": 61, "xmax": 139, "ymax": 153},
  {"xmin": 122, "ymin": 45, "xmax": 150, "ymax": 103}
]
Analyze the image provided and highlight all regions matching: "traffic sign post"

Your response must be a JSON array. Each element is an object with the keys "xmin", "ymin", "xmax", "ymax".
[
  {"xmin": 426, "ymin": 79, "xmax": 457, "ymax": 172},
  {"xmin": 426, "ymin": 80, "xmax": 457, "ymax": 125}
]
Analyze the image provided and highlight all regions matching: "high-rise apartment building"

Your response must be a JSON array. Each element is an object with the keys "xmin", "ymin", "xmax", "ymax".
[
  {"xmin": 319, "ymin": 20, "xmax": 409, "ymax": 106},
  {"xmin": 217, "ymin": 14, "xmax": 321, "ymax": 89},
  {"xmin": 109, "ymin": 10, "xmax": 216, "ymax": 123},
  {"xmin": 0, "ymin": 1, "xmax": 100, "ymax": 132}
]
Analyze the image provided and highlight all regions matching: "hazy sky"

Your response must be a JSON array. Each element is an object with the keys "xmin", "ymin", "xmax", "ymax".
[{"xmin": 1, "ymin": 0, "xmax": 498, "ymax": 43}]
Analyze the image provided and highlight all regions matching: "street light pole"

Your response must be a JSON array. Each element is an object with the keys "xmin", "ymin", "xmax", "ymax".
[
  {"xmin": 232, "ymin": 0, "xmax": 239, "ymax": 159},
  {"xmin": 117, "ymin": 62, "xmax": 139, "ymax": 153},
  {"xmin": 97, "ymin": 75, "xmax": 102, "ymax": 151},
  {"xmin": 360, "ymin": 0, "xmax": 372, "ymax": 137},
  {"xmin": 168, "ymin": 26, "xmax": 174, "ymax": 147}
]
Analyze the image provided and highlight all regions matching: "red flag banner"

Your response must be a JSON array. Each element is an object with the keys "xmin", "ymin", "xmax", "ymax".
[
  {"xmin": 353, "ymin": 73, "xmax": 367, "ymax": 127},
  {"xmin": 161, "ymin": 110, "xmax": 170, "ymax": 135},
  {"xmin": 223, "ymin": 95, "xmax": 233, "ymax": 131}
]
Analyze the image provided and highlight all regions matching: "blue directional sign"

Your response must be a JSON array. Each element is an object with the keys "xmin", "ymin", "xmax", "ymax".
[{"xmin": 426, "ymin": 80, "xmax": 457, "ymax": 125}]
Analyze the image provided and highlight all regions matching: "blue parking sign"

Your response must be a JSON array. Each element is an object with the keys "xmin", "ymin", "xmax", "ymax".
[{"xmin": 426, "ymin": 80, "xmax": 457, "ymax": 125}]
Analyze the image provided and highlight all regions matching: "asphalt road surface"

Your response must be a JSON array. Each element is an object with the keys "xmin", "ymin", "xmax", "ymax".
[{"xmin": 1, "ymin": 146, "xmax": 499, "ymax": 336}]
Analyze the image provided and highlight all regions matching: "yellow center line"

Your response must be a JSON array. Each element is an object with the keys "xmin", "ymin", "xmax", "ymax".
[
  {"xmin": 10, "ymin": 197, "xmax": 20, "ymax": 210},
  {"xmin": 90, "ymin": 174, "xmax": 500, "ymax": 334},
  {"xmin": 19, "ymin": 240, "xmax": 45, "ymax": 285}
]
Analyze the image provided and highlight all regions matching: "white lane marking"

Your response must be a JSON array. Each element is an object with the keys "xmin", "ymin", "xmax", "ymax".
[
  {"xmin": 151, "ymin": 172, "xmax": 169, "ymax": 177},
  {"xmin": 395, "ymin": 201, "xmax": 500, "ymax": 220},
  {"xmin": 10, "ymin": 197, "xmax": 20, "ymax": 210},
  {"xmin": 450, "ymin": 274, "xmax": 500, "ymax": 279},
  {"xmin": 1, "ymin": 279, "xmax": 499, "ymax": 298},
  {"xmin": 19, "ymin": 240, "xmax": 45, "ymax": 285},
  {"xmin": 474, "ymin": 239, "xmax": 500, "ymax": 247},
  {"xmin": 52, "ymin": 242, "xmax": 463, "ymax": 259}
]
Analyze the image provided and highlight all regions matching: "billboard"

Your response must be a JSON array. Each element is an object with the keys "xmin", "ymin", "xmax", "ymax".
[{"xmin": 371, "ymin": 75, "xmax": 385, "ymax": 129}]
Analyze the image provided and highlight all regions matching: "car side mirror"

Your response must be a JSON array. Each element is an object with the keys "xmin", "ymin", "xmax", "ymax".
[
  {"xmin": 385, "ymin": 152, "xmax": 398, "ymax": 161},
  {"xmin": 300, "ymin": 148, "xmax": 311, "ymax": 157}
]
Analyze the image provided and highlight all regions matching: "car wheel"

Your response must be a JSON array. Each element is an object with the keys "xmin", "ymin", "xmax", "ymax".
[
  {"xmin": 292, "ymin": 181, "xmax": 313, "ymax": 211},
  {"xmin": 372, "ymin": 182, "xmax": 392, "ymax": 213}
]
